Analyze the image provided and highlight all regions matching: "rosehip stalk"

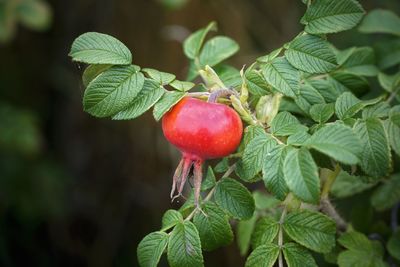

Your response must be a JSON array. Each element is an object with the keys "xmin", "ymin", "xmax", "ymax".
[{"xmin": 162, "ymin": 97, "xmax": 243, "ymax": 207}]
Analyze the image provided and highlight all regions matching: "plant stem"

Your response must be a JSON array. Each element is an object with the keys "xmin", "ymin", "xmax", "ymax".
[
  {"xmin": 386, "ymin": 87, "xmax": 400, "ymax": 103},
  {"xmin": 184, "ymin": 164, "xmax": 237, "ymax": 221},
  {"xmin": 320, "ymin": 198, "xmax": 348, "ymax": 232},
  {"xmin": 308, "ymin": 73, "xmax": 328, "ymax": 80},
  {"xmin": 278, "ymin": 206, "xmax": 287, "ymax": 267},
  {"xmin": 187, "ymin": 92, "xmax": 231, "ymax": 104},
  {"xmin": 187, "ymin": 92, "xmax": 210, "ymax": 97},
  {"xmin": 222, "ymin": 163, "xmax": 237, "ymax": 178},
  {"xmin": 319, "ymin": 164, "xmax": 347, "ymax": 231},
  {"xmin": 207, "ymin": 89, "xmax": 237, "ymax": 103},
  {"xmin": 270, "ymin": 133, "xmax": 285, "ymax": 145},
  {"xmin": 321, "ymin": 164, "xmax": 341, "ymax": 198}
]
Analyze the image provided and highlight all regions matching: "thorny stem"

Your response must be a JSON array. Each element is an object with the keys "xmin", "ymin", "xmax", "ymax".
[
  {"xmin": 320, "ymin": 164, "xmax": 348, "ymax": 231},
  {"xmin": 320, "ymin": 198, "xmax": 348, "ymax": 232},
  {"xmin": 278, "ymin": 206, "xmax": 287, "ymax": 267},
  {"xmin": 184, "ymin": 164, "xmax": 237, "ymax": 221}
]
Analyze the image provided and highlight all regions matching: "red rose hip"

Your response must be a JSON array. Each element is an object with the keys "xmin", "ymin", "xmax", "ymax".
[{"xmin": 162, "ymin": 97, "xmax": 243, "ymax": 206}]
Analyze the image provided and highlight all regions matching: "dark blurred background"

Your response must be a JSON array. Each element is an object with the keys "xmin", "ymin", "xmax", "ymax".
[{"xmin": 0, "ymin": 0, "xmax": 399, "ymax": 266}]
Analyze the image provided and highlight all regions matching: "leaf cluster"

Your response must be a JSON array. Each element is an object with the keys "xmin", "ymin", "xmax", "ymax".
[{"xmin": 69, "ymin": 0, "xmax": 400, "ymax": 266}]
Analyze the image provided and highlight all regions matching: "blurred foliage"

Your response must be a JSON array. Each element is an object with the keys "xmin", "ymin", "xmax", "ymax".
[
  {"xmin": 0, "ymin": 102, "xmax": 41, "ymax": 155},
  {"xmin": 0, "ymin": 0, "xmax": 52, "ymax": 43},
  {"xmin": 159, "ymin": 0, "xmax": 190, "ymax": 10}
]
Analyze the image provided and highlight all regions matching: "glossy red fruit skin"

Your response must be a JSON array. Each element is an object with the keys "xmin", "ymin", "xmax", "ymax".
[{"xmin": 162, "ymin": 97, "xmax": 243, "ymax": 160}]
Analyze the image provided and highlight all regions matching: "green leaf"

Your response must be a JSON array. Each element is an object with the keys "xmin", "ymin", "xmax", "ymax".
[
  {"xmin": 245, "ymin": 69, "xmax": 270, "ymax": 96},
  {"xmin": 335, "ymin": 92, "xmax": 381, "ymax": 120},
  {"xmin": 214, "ymin": 178, "xmax": 255, "ymax": 220},
  {"xmin": 283, "ymin": 148, "xmax": 320, "ymax": 204},
  {"xmin": 137, "ymin": 231, "xmax": 169, "ymax": 267},
  {"xmin": 251, "ymin": 217, "xmax": 279, "ymax": 249},
  {"xmin": 214, "ymin": 158, "xmax": 229, "ymax": 173},
  {"xmin": 285, "ymin": 34, "xmax": 337, "ymax": 74},
  {"xmin": 153, "ymin": 91, "xmax": 186, "ymax": 121},
  {"xmin": 237, "ymin": 214, "xmax": 257, "ymax": 256},
  {"xmin": 362, "ymin": 102, "xmax": 391, "ymax": 119},
  {"xmin": 69, "ymin": 32, "xmax": 132, "ymax": 65},
  {"xmin": 378, "ymin": 72, "xmax": 400, "ymax": 93},
  {"xmin": 282, "ymin": 243, "xmax": 318, "ymax": 267},
  {"xmin": 307, "ymin": 79, "xmax": 344, "ymax": 103},
  {"xmin": 305, "ymin": 123, "xmax": 362, "ymax": 165},
  {"xmin": 167, "ymin": 221, "xmax": 204, "ymax": 267},
  {"xmin": 253, "ymin": 191, "xmax": 280, "ymax": 210},
  {"xmin": 329, "ymin": 72, "xmax": 369, "ymax": 96},
  {"xmin": 240, "ymin": 125, "xmax": 266, "ymax": 150},
  {"xmin": 386, "ymin": 116, "xmax": 400, "ymax": 156},
  {"xmin": 287, "ymin": 131, "xmax": 311, "ymax": 146},
  {"xmin": 339, "ymin": 250, "xmax": 388, "ymax": 267},
  {"xmin": 161, "ymin": 209, "xmax": 183, "ymax": 231},
  {"xmin": 331, "ymin": 171, "xmax": 377, "ymax": 198},
  {"xmin": 338, "ymin": 230, "xmax": 371, "ymax": 251},
  {"xmin": 336, "ymin": 47, "xmax": 357, "ymax": 65},
  {"xmin": 310, "ymin": 103, "xmax": 334, "ymax": 123},
  {"xmin": 301, "ymin": 0, "xmax": 365, "ymax": 34},
  {"xmin": 199, "ymin": 36, "xmax": 239, "ymax": 67},
  {"xmin": 193, "ymin": 202, "xmax": 233, "ymax": 251},
  {"xmin": 142, "ymin": 68, "xmax": 176, "ymax": 85},
  {"xmin": 391, "ymin": 106, "xmax": 400, "ymax": 126},
  {"xmin": 83, "ymin": 65, "xmax": 144, "ymax": 117},
  {"xmin": 335, "ymin": 92, "xmax": 363, "ymax": 120},
  {"xmin": 183, "ymin": 21, "xmax": 217, "ymax": 59},
  {"xmin": 387, "ymin": 230, "xmax": 400, "ymax": 261},
  {"xmin": 179, "ymin": 191, "xmax": 195, "ymax": 217},
  {"xmin": 353, "ymin": 118, "xmax": 390, "ymax": 177},
  {"xmin": 245, "ymin": 244, "xmax": 280, "ymax": 267},
  {"xmin": 359, "ymin": 9, "xmax": 400, "ymax": 36},
  {"xmin": 17, "ymin": 0, "xmax": 52, "ymax": 31},
  {"xmin": 338, "ymin": 47, "xmax": 379, "ymax": 77},
  {"xmin": 283, "ymin": 210, "xmax": 336, "ymax": 253},
  {"xmin": 295, "ymin": 83, "xmax": 326, "ymax": 114},
  {"xmin": 215, "ymin": 65, "xmax": 242, "ymax": 89},
  {"xmin": 298, "ymin": 83, "xmax": 326, "ymax": 105},
  {"xmin": 262, "ymin": 145, "xmax": 290, "ymax": 200},
  {"xmin": 241, "ymin": 134, "xmax": 277, "ymax": 181},
  {"xmin": 170, "ymin": 80, "xmax": 195, "ymax": 92},
  {"xmin": 82, "ymin": 64, "xmax": 112, "ymax": 87},
  {"xmin": 337, "ymin": 231, "xmax": 386, "ymax": 267},
  {"xmin": 375, "ymin": 39, "xmax": 400, "ymax": 69},
  {"xmin": 263, "ymin": 57, "xmax": 300, "ymax": 98},
  {"xmin": 270, "ymin": 111, "xmax": 308, "ymax": 136},
  {"xmin": 186, "ymin": 60, "xmax": 198, "ymax": 81},
  {"xmin": 201, "ymin": 166, "xmax": 216, "ymax": 191},
  {"xmin": 371, "ymin": 173, "xmax": 400, "ymax": 211},
  {"xmin": 257, "ymin": 48, "xmax": 283, "ymax": 64},
  {"xmin": 113, "ymin": 79, "xmax": 164, "ymax": 120}
]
